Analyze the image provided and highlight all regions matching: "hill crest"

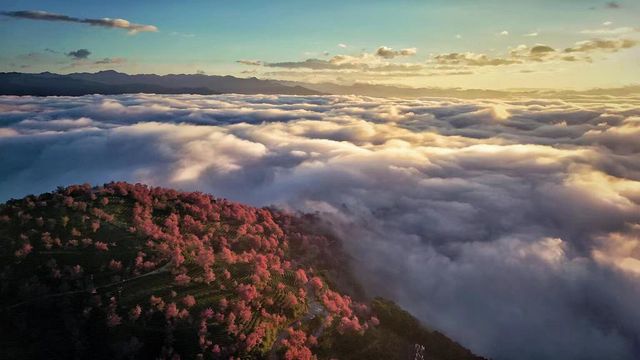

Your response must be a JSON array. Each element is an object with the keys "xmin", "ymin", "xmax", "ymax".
[{"xmin": 0, "ymin": 182, "xmax": 484, "ymax": 360}]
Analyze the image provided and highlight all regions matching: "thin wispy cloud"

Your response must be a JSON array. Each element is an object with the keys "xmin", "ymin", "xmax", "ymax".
[
  {"xmin": 93, "ymin": 57, "xmax": 125, "ymax": 65},
  {"xmin": 236, "ymin": 59, "xmax": 262, "ymax": 66},
  {"xmin": 580, "ymin": 26, "xmax": 637, "ymax": 35},
  {"xmin": 0, "ymin": 10, "xmax": 158, "ymax": 34}
]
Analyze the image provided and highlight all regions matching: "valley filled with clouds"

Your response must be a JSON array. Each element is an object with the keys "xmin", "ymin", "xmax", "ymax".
[{"xmin": 1, "ymin": 93, "xmax": 639, "ymax": 359}]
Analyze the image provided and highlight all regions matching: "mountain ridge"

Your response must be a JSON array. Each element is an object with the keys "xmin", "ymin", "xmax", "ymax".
[
  {"xmin": 0, "ymin": 71, "xmax": 322, "ymax": 96},
  {"xmin": 2, "ymin": 70, "xmax": 637, "ymax": 98}
]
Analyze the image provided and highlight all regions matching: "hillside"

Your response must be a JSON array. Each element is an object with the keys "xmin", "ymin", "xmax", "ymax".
[{"xmin": 0, "ymin": 182, "xmax": 484, "ymax": 360}]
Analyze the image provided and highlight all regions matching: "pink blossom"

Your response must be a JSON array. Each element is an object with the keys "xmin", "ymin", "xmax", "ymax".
[
  {"xmin": 294, "ymin": 269, "xmax": 308, "ymax": 285},
  {"xmin": 106, "ymin": 312, "xmax": 122, "ymax": 327},
  {"xmin": 201, "ymin": 308, "xmax": 214, "ymax": 319},
  {"xmin": 183, "ymin": 295, "xmax": 196, "ymax": 308},
  {"xmin": 285, "ymin": 293, "xmax": 298, "ymax": 308},
  {"xmin": 310, "ymin": 276, "xmax": 323, "ymax": 291},
  {"xmin": 237, "ymin": 283, "xmax": 258, "ymax": 302},
  {"xmin": 178, "ymin": 309, "xmax": 190, "ymax": 319},
  {"xmin": 175, "ymin": 273, "xmax": 192, "ymax": 286},
  {"xmin": 219, "ymin": 298, "xmax": 228, "ymax": 310},
  {"xmin": 129, "ymin": 305, "xmax": 142, "ymax": 320},
  {"xmin": 338, "ymin": 316, "xmax": 363, "ymax": 334},
  {"xmin": 94, "ymin": 241, "xmax": 109, "ymax": 251},
  {"xmin": 150, "ymin": 295, "xmax": 165, "ymax": 310},
  {"xmin": 196, "ymin": 247, "xmax": 215, "ymax": 268},
  {"xmin": 90, "ymin": 220, "xmax": 100, "ymax": 233},
  {"xmin": 71, "ymin": 264, "xmax": 83, "ymax": 277},
  {"xmin": 108, "ymin": 259, "xmax": 123, "ymax": 271},
  {"xmin": 165, "ymin": 302, "xmax": 179, "ymax": 319},
  {"xmin": 14, "ymin": 243, "xmax": 33, "ymax": 258}
]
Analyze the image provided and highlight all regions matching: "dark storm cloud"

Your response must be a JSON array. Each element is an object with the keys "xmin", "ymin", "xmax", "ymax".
[
  {"xmin": 1, "ymin": 10, "xmax": 158, "ymax": 34},
  {"xmin": 0, "ymin": 94, "xmax": 639, "ymax": 360},
  {"xmin": 66, "ymin": 49, "xmax": 91, "ymax": 59}
]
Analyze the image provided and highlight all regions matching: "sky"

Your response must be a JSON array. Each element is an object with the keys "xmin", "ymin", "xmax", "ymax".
[{"xmin": 0, "ymin": 0, "xmax": 638, "ymax": 89}]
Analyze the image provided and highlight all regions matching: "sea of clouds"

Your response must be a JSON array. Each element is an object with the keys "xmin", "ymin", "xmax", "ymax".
[{"xmin": 1, "ymin": 93, "xmax": 639, "ymax": 359}]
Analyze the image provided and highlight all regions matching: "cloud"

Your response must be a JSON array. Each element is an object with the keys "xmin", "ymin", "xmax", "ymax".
[
  {"xmin": 580, "ymin": 26, "xmax": 637, "ymax": 35},
  {"xmin": 375, "ymin": 46, "xmax": 417, "ymax": 59},
  {"xmin": 265, "ymin": 36, "xmax": 634, "ymax": 77},
  {"xmin": 0, "ymin": 93, "xmax": 639, "ymax": 360},
  {"xmin": 93, "ymin": 57, "xmax": 125, "ymax": 65},
  {"xmin": 66, "ymin": 48, "xmax": 91, "ymax": 59},
  {"xmin": 504, "ymin": 39, "xmax": 637, "ymax": 64},
  {"xmin": 265, "ymin": 58, "xmax": 355, "ymax": 70},
  {"xmin": 0, "ymin": 10, "xmax": 158, "ymax": 34},
  {"xmin": 499, "ymin": 30, "xmax": 509, "ymax": 36},
  {"xmin": 338, "ymin": 43, "xmax": 348, "ymax": 48},
  {"xmin": 264, "ymin": 54, "xmax": 425, "ymax": 73},
  {"xmin": 237, "ymin": 34, "xmax": 638, "ymax": 82},
  {"xmin": 530, "ymin": 45, "xmax": 555, "ymax": 54},
  {"xmin": 606, "ymin": 1, "xmax": 621, "ymax": 9},
  {"xmin": 431, "ymin": 52, "xmax": 520, "ymax": 66},
  {"xmin": 169, "ymin": 31, "xmax": 195, "ymax": 38},
  {"xmin": 62, "ymin": 56, "xmax": 126, "ymax": 69},
  {"xmin": 523, "ymin": 45, "xmax": 557, "ymax": 61},
  {"xmin": 524, "ymin": 32, "xmax": 539, "ymax": 37},
  {"xmin": 564, "ymin": 38, "xmax": 638, "ymax": 53},
  {"xmin": 236, "ymin": 59, "xmax": 262, "ymax": 66}
]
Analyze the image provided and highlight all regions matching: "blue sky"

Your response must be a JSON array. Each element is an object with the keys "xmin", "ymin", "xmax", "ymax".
[{"xmin": 0, "ymin": 0, "xmax": 638, "ymax": 89}]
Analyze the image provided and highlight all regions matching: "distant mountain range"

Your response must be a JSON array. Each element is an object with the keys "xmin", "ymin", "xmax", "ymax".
[
  {"xmin": 285, "ymin": 81, "xmax": 640, "ymax": 99},
  {"xmin": 1, "ymin": 70, "xmax": 638, "ymax": 98},
  {"xmin": 0, "ymin": 71, "xmax": 321, "ymax": 96}
]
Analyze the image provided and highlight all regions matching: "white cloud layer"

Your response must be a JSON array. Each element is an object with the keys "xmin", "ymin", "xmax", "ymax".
[{"xmin": 1, "ymin": 94, "xmax": 639, "ymax": 360}]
